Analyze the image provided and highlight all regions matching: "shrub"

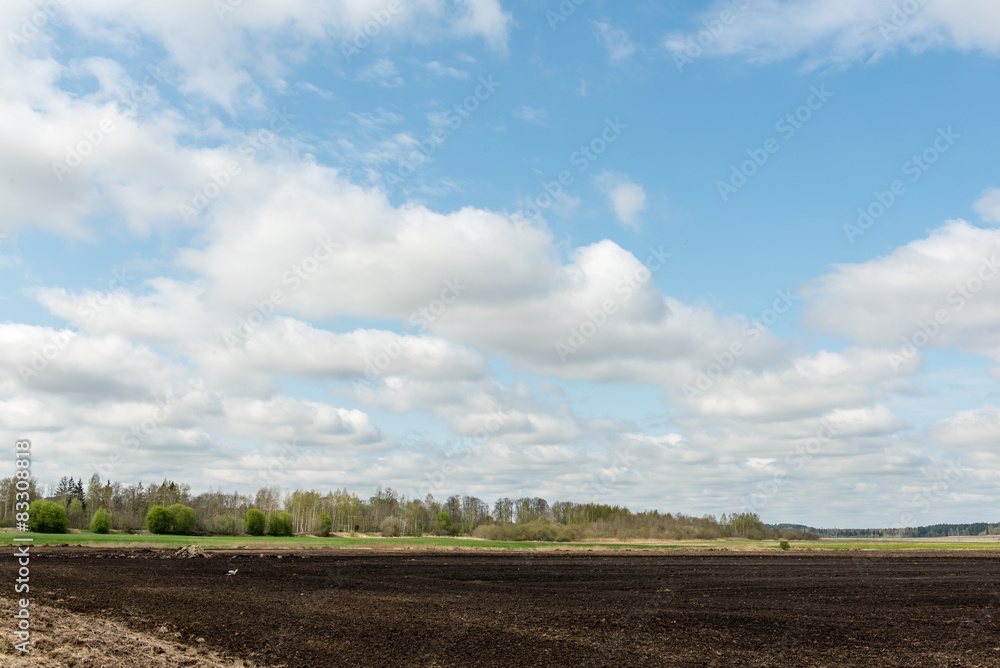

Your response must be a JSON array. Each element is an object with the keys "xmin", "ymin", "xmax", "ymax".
[
  {"xmin": 434, "ymin": 512, "xmax": 454, "ymax": 535},
  {"xmin": 779, "ymin": 540, "xmax": 791, "ymax": 551},
  {"xmin": 28, "ymin": 500, "xmax": 68, "ymax": 533},
  {"xmin": 316, "ymin": 513, "xmax": 332, "ymax": 537},
  {"xmin": 168, "ymin": 504, "xmax": 198, "ymax": 535},
  {"xmin": 145, "ymin": 505, "xmax": 171, "ymax": 534},
  {"xmin": 90, "ymin": 508, "xmax": 111, "ymax": 534},
  {"xmin": 245, "ymin": 508, "xmax": 265, "ymax": 536},
  {"xmin": 265, "ymin": 511, "xmax": 294, "ymax": 537},
  {"xmin": 212, "ymin": 515, "xmax": 244, "ymax": 536},
  {"xmin": 380, "ymin": 516, "xmax": 401, "ymax": 537},
  {"xmin": 472, "ymin": 519, "xmax": 579, "ymax": 542}
]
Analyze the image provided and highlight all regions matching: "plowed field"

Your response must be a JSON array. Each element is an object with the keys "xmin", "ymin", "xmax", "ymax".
[{"xmin": 4, "ymin": 548, "xmax": 1000, "ymax": 666}]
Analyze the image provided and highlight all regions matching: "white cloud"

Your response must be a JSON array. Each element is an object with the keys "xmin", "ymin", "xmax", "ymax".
[
  {"xmin": 514, "ymin": 105, "xmax": 547, "ymax": 124},
  {"xmin": 594, "ymin": 171, "xmax": 647, "ymax": 231},
  {"xmin": 357, "ymin": 59, "xmax": 404, "ymax": 87},
  {"xmin": 973, "ymin": 186, "xmax": 1000, "ymax": 224},
  {"xmin": 663, "ymin": 0, "xmax": 1000, "ymax": 67},
  {"xmin": 592, "ymin": 20, "xmax": 636, "ymax": 64},
  {"xmin": 802, "ymin": 220, "xmax": 1000, "ymax": 367},
  {"xmin": 452, "ymin": 0, "xmax": 513, "ymax": 54},
  {"xmin": 296, "ymin": 81, "xmax": 335, "ymax": 99},
  {"xmin": 10, "ymin": 0, "xmax": 513, "ymax": 109},
  {"xmin": 424, "ymin": 60, "xmax": 469, "ymax": 79}
]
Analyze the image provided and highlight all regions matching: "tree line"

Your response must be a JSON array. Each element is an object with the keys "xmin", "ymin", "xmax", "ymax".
[
  {"xmin": 818, "ymin": 523, "xmax": 1000, "ymax": 538},
  {"xmin": 2, "ymin": 473, "xmax": 820, "ymax": 541}
]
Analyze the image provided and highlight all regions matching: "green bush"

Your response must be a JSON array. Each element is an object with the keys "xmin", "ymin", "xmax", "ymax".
[
  {"xmin": 145, "ymin": 505, "xmax": 171, "ymax": 534},
  {"xmin": 28, "ymin": 500, "xmax": 68, "ymax": 533},
  {"xmin": 212, "ymin": 515, "xmax": 244, "ymax": 536},
  {"xmin": 380, "ymin": 516, "xmax": 401, "ymax": 537},
  {"xmin": 434, "ymin": 512, "xmax": 454, "ymax": 535},
  {"xmin": 168, "ymin": 504, "xmax": 198, "ymax": 535},
  {"xmin": 472, "ymin": 520, "xmax": 580, "ymax": 542},
  {"xmin": 265, "ymin": 511, "xmax": 294, "ymax": 537},
  {"xmin": 779, "ymin": 540, "xmax": 791, "ymax": 551},
  {"xmin": 316, "ymin": 513, "xmax": 332, "ymax": 537},
  {"xmin": 90, "ymin": 508, "xmax": 111, "ymax": 534},
  {"xmin": 245, "ymin": 508, "xmax": 265, "ymax": 536}
]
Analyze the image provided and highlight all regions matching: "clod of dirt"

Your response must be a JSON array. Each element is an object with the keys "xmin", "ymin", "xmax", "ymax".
[{"xmin": 172, "ymin": 545, "xmax": 211, "ymax": 559}]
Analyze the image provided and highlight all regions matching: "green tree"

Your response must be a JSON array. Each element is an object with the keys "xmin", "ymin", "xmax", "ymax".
[
  {"xmin": 168, "ymin": 504, "xmax": 198, "ymax": 535},
  {"xmin": 66, "ymin": 498, "xmax": 84, "ymax": 529},
  {"xmin": 434, "ymin": 511, "xmax": 454, "ymax": 535},
  {"xmin": 212, "ymin": 515, "xmax": 244, "ymax": 535},
  {"xmin": 145, "ymin": 505, "xmax": 171, "ymax": 534},
  {"xmin": 245, "ymin": 508, "xmax": 265, "ymax": 536},
  {"xmin": 90, "ymin": 508, "xmax": 111, "ymax": 534},
  {"xmin": 29, "ymin": 500, "xmax": 68, "ymax": 533},
  {"xmin": 266, "ymin": 511, "xmax": 294, "ymax": 537},
  {"xmin": 86, "ymin": 473, "xmax": 102, "ymax": 521},
  {"xmin": 317, "ymin": 512, "xmax": 332, "ymax": 537}
]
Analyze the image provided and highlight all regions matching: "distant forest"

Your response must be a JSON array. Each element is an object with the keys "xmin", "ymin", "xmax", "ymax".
[
  {"xmin": 2, "ymin": 473, "xmax": 820, "ymax": 541},
  {"xmin": 772, "ymin": 523, "xmax": 1000, "ymax": 538}
]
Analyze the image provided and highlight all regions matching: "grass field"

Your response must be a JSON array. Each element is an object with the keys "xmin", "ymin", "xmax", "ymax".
[{"xmin": 3, "ymin": 531, "xmax": 1000, "ymax": 550}]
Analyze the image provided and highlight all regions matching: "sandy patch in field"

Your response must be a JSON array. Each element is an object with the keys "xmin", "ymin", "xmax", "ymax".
[{"xmin": 0, "ymin": 597, "xmax": 271, "ymax": 667}]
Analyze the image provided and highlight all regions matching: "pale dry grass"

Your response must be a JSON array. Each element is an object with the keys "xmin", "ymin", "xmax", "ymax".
[{"xmin": 0, "ymin": 597, "xmax": 274, "ymax": 667}]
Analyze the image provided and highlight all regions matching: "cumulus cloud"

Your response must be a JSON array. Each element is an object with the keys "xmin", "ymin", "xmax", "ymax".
[
  {"xmin": 594, "ymin": 171, "xmax": 647, "ymax": 231},
  {"xmin": 974, "ymin": 186, "xmax": 1000, "ymax": 224},
  {"xmin": 802, "ymin": 220, "xmax": 1000, "ymax": 367}
]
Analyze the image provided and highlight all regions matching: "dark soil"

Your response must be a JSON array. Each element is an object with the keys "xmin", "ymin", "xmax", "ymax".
[{"xmin": 15, "ymin": 548, "xmax": 1000, "ymax": 666}]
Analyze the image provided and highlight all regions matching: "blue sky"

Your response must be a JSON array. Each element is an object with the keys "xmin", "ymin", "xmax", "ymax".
[{"xmin": 2, "ymin": 0, "xmax": 1000, "ymax": 527}]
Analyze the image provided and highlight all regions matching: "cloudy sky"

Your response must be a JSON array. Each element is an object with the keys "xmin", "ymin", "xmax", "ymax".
[{"xmin": 2, "ymin": 0, "xmax": 999, "ymax": 528}]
